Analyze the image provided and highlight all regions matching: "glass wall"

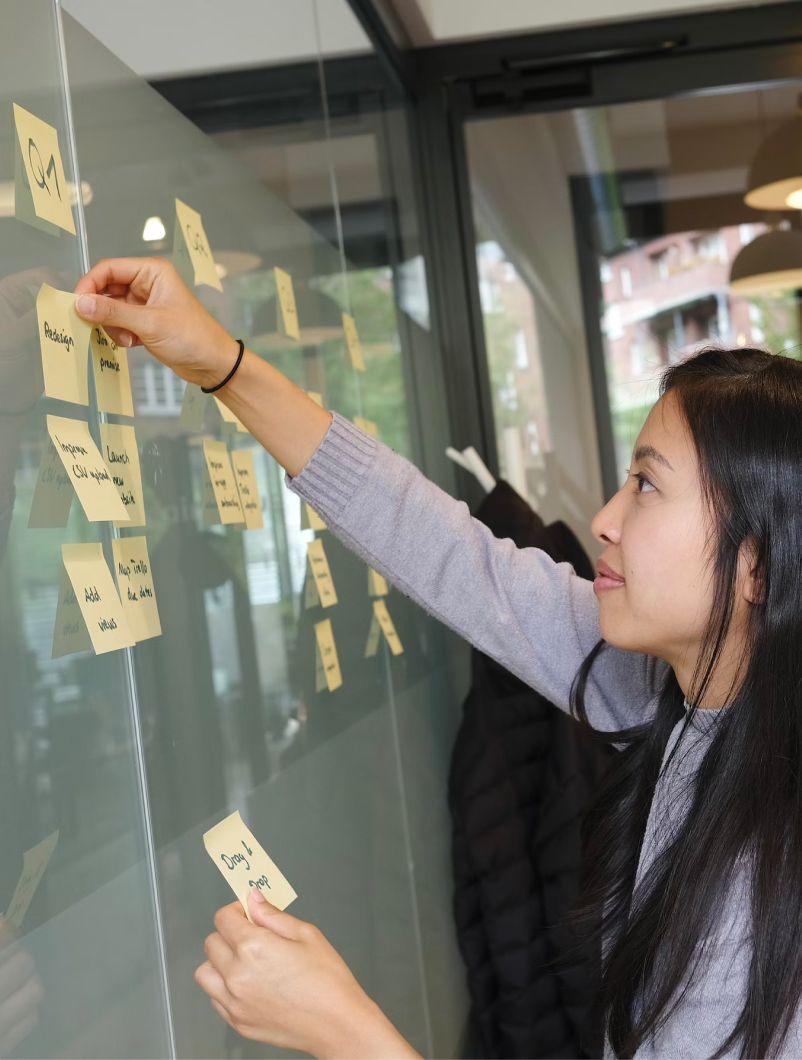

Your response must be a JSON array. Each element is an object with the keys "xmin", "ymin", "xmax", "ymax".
[
  {"xmin": 2, "ymin": 0, "xmax": 468, "ymax": 1056},
  {"xmin": 465, "ymin": 80, "xmax": 802, "ymax": 542}
]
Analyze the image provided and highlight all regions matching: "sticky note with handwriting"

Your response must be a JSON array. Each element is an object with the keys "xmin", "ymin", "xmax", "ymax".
[
  {"xmin": 52, "ymin": 561, "xmax": 92, "ymax": 658},
  {"xmin": 28, "ymin": 441, "xmax": 72, "ymax": 528},
  {"xmin": 91, "ymin": 326, "xmax": 134, "ymax": 416},
  {"xmin": 305, "ymin": 538, "xmax": 338, "ymax": 608},
  {"xmin": 174, "ymin": 197, "xmax": 223, "ymax": 291},
  {"xmin": 60, "ymin": 542, "xmax": 135, "ymax": 654},
  {"xmin": 203, "ymin": 810, "xmax": 297, "ymax": 922},
  {"xmin": 5, "ymin": 831, "xmax": 59, "ymax": 928},
  {"xmin": 112, "ymin": 536, "xmax": 161, "ymax": 642},
  {"xmin": 13, "ymin": 103, "xmax": 75, "ymax": 235},
  {"xmin": 314, "ymin": 617, "xmax": 342, "ymax": 692},
  {"xmin": 274, "ymin": 267, "xmax": 300, "ymax": 341},
  {"xmin": 47, "ymin": 415, "xmax": 130, "ymax": 523},
  {"xmin": 180, "ymin": 382, "xmax": 208, "ymax": 431},
  {"xmin": 202, "ymin": 438, "xmax": 244, "ymax": 524},
  {"xmin": 36, "ymin": 284, "xmax": 91, "ymax": 405},
  {"xmin": 342, "ymin": 312, "xmax": 365, "ymax": 372},
  {"xmin": 364, "ymin": 598, "xmax": 403, "ymax": 657},
  {"xmin": 230, "ymin": 449, "xmax": 264, "ymax": 529},
  {"xmin": 99, "ymin": 422, "xmax": 146, "ymax": 527}
]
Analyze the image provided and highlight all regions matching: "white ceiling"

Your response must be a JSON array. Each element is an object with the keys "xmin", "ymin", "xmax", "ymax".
[{"xmin": 389, "ymin": 0, "xmax": 798, "ymax": 45}]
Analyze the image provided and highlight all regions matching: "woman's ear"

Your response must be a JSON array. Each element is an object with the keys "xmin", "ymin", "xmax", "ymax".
[{"xmin": 739, "ymin": 535, "xmax": 764, "ymax": 606}]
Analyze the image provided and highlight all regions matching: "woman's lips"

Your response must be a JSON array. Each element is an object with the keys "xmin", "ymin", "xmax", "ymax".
[{"xmin": 593, "ymin": 575, "xmax": 625, "ymax": 592}]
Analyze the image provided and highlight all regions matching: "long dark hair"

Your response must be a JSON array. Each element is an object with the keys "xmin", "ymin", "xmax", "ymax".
[{"xmin": 566, "ymin": 345, "xmax": 802, "ymax": 1058}]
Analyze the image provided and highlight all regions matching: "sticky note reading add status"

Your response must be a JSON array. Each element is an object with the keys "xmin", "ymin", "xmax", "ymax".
[
  {"xmin": 36, "ymin": 284, "xmax": 92, "ymax": 405},
  {"xmin": 47, "ymin": 415, "xmax": 130, "ymax": 523},
  {"xmin": 60, "ymin": 543, "xmax": 135, "ymax": 655},
  {"xmin": 203, "ymin": 811, "xmax": 297, "ymax": 922}
]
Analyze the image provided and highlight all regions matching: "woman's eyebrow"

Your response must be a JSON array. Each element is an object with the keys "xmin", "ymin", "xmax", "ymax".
[{"xmin": 632, "ymin": 444, "xmax": 674, "ymax": 471}]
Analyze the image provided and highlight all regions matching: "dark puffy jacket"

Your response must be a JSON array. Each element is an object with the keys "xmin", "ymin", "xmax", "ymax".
[{"xmin": 448, "ymin": 480, "xmax": 614, "ymax": 1059}]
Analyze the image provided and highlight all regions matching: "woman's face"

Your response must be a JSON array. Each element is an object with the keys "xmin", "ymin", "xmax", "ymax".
[{"xmin": 590, "ymin": 390, "xmax": 717, "ymax": 671}]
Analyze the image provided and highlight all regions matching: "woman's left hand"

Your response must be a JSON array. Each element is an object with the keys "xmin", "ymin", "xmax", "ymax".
[{"xmin": 194, "ymin": 888, "xmax": 421, "ymax": 1058}]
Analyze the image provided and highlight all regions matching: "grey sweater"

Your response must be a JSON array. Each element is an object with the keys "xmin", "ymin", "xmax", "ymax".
[{"xmin": 286, "ymin": 411, "xmax": 796, "ymax": 1059}]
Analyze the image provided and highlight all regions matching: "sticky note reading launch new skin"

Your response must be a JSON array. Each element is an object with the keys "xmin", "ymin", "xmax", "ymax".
[
  {"xmin": 47, "ymin": 415, "xmax": 130, "ymax": 523},
  {"xmin": 99, "ymin": 422, "xmax": 146, "ymax": 527},
  {"xmin": 36, "ymin": 284, "xmax": 91, "ymax": 405},
  {"xmin": 174, "ymin": 198, "xmax": 223, "ymax": 291},
  {"xmin": 60, "ymin": 542, "xmax": 135, "ymax": 655},
  {"xmin": 13, "ymin": 104, "xmax": 75, "ymax": 235},
  {"xmin": 203, "ymin": 811, "xmax": 297, "ymax": 923}
]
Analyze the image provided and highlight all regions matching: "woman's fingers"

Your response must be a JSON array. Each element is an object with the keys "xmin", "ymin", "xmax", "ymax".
[
  {"xmin": 193, "ymin": 959, "xmax": 233, "ymax": 1008},
  {"xmin": 203, "ymin": 931, "xmax": 235, "ymax": 976},
  {"xmin": 74, "ymin": 257, "xmax": 162, "ymax": 299},
  {"xmin": 248, "ymin": 888, "xmax": 307, "ymax": 941}
]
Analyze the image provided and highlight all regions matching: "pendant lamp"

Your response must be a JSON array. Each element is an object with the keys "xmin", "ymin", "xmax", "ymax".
[
  {"xmin": 744, "ymin": 94, "xmax": 802, "ymax": 211},
  {"xmin": 728, "ymin": 225, "xmax": 802, "ymax": 295}
]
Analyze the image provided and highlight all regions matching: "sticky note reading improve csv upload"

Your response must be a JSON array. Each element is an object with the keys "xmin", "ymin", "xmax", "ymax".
[
  {"xmin": 203, "ymin": 811, "xmax": 297, "ymax": 923},
  {"xmin": 47, "ymin": 415, "xmax": 130, "ymax": 523},
  {"xmin": 36, "ymin": 284, "xmax": 92, "ymax": 405}
]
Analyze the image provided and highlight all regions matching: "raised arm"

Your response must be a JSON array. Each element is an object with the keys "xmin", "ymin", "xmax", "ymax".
[{"xmin": 74, "ymin": 257, "xmax": 663, "ymax": 733}]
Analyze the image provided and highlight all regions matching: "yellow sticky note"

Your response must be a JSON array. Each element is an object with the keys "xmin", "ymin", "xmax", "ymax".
[
  {"xmin": 47, "ymin": 415, "xmax": 130, "ymax": 523},
  {"xmin": 306, "ymin": 538, "xmax": 338, "ymax": 608},
  {"xmin": 36, "ymin": 284, "xmax": 91, "ymax": 405},
  {"xmin": 365, "ymin": 598, "xmax": 403, "ymax": 657},
  {"xmin": 28, "ymin": 441, "xmax": 72, "ymax": 528},
  {"xmin": 230, "ymin": 450, "xmax": 263, "ymax": 529},
  {"xmin": 274, "ymin": 267, "xmax": 300, "ymax": 341},
  {"xmin": 180, "ymin": 382, "xmax": 208, "ymax": 431},
  {"xmin": 300, "ymin": 501, "xmax": 326, "ymax": 531},
  {"xmin": 202, "ymin": 438, "xmax": 244, "ymax": 524},
  {"xmin": 90, "ymin": 326, "xmax": 134, "ymax": 417},
  {"xmin": 13, "ymin": 104, "xmax": 75, "ymax": 234},
  {"xmin": 174, "ymin": 197, "xmax": 223, "ymax": 291},
  {"xmin": 354, "ymin": 416, "xmax": 378, "ymax": 438},
  {"xmin": 99, "ymin": 422, "xmax": 146, "ymax": 528},
  {"xmin": 306, "ymin": 391, "xmax": 324, "ymax": 407},
  {"xmin": 5, "ymin": 831, "xmax": 59, "ymax": 928},
  {"xmin": 342, "ymin": 312, "xmax": 365, "ymax": 372},
  {"xmin": 214, "ymin": 396, "xmax": 248, "ymax": 434},
  {"xmin": 203, "ymin": 811, "xmax": 297, "ymax": 922},
  {"xmin": 112, "ymin": 536, "xmax": 161, "ymax": 642},
  {"xmin": 367, "ymin": 567, "xmax": 389, "ymax": 597},
  {"xmin": 52, "ymin": 562, "xmax": 92, "ymax": 658},
  {"xmin": 314, "ymin": 617, "xmax": 342, "ymax": 691},
  {"xmin": 60, "ymin": 542, "xmax": 135, "ymax": 654}
]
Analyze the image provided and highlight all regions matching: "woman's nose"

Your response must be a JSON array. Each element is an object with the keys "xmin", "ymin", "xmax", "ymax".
[{"xmin": 591, "ymin": 492, "xmax": 623, "ymax": 545}]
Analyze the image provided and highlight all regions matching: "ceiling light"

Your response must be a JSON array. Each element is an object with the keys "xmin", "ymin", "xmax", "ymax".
[{"xmin": 728, "ymin": 228, "xmax": 802, "ymax": 295}]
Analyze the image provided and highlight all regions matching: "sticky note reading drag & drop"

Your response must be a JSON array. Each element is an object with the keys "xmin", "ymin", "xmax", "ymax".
[{"xmin": 203, "ymin": 811, "xmax": 297, "ymax": 922}]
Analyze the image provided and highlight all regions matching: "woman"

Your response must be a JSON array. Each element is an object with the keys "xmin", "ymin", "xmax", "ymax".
[{"xmin": 74, "ymin": 257, "xmax": 802, "ymax": 1058}]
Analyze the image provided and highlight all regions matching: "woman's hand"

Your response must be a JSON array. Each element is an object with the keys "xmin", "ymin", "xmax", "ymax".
[
  {"xmin": 73, "ymin": 257, "xmax": 236, "ymax": 389},
  {"xmin": 194, "ymin": 888, "xmax": 421, "ymax": 1058}
]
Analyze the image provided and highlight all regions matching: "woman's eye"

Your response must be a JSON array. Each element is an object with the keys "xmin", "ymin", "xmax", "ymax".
[{"xmin": 624, "ymin": 467, "xmax": 655, "ymax": 494}]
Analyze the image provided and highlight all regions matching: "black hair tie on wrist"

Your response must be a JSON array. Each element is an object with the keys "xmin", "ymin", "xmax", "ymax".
[{"xmin": 201, "ymin": 338, "xmax": 245, "ymax": 393}]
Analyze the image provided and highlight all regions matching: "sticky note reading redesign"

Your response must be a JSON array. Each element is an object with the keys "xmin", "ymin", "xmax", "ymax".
[
  {"xmin": 60, "ymin": 542, "xmax": 135, "ymax": 655},
  {"xmin": 202, "ymin": 438, "xmax": 244, "ymax": 524},
  {"xmin": 305, "ymin": 538, "xmax": 338, "ymax": 608},
  {"xmin": 91, "ymin": 326, "xmax": 134, "ymax": 416},
  {"xmin": 36, "ymin": 284, "xmax": 91, "ymax": 405},
  {"xmin": 5, "ymin": 830, "xmax": 60, "ymax": 928},
  {"xmin": 364, "ymin": 598, "xmax": 403, "ymax": 657},
  {"xmin": 230, "ymin": 450, "xmax": 264, "ymax": 529},
  {"xmin": 47, "ymin": 415, "xmax": 130, "ymax": 523},
  {"xmin": 342, "ymin": 312, "xmax": 365, "ymax": 372},
  {"xmin": 274, "ymin": 267, "xmax": 300, "ymax": 341},
  {"xmin": 203, "ymin": 811, "xmax": 297, "ymax": 922},
  {"xmin": 314, "ymin": 617, "xmax": 342, "ymax": 692},
  {"xmin": 99, "ymin": 422, "xmax": 146, "ymax": 527},
  {"xmin": 13, "ymin": 103, "xmax": 75, "ymax": 235},
  {"xmin": 174, "ymin": 197, "xmax": 223, "ymax": 291},
  {"xmin": 112, "ymin": 536, "xmax": 161, "ymax": 642}
]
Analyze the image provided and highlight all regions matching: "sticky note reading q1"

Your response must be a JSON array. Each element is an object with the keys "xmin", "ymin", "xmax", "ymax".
[
  {"xmin": 13, "ymin": 103, "xmax": 75, "ymax": 235},
  {"xmin": 203, "ymin": 811, "xmax": 297, "ymax": 922},
  {"xmin": 174, "ymin": 197, "xmax": 223, "ymax": 291}
]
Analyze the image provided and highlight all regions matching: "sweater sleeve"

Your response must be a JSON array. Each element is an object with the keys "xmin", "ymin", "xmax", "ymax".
[{"xmin": 285, "ymin": 411, "xmax": 664, "ymax": 733}]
